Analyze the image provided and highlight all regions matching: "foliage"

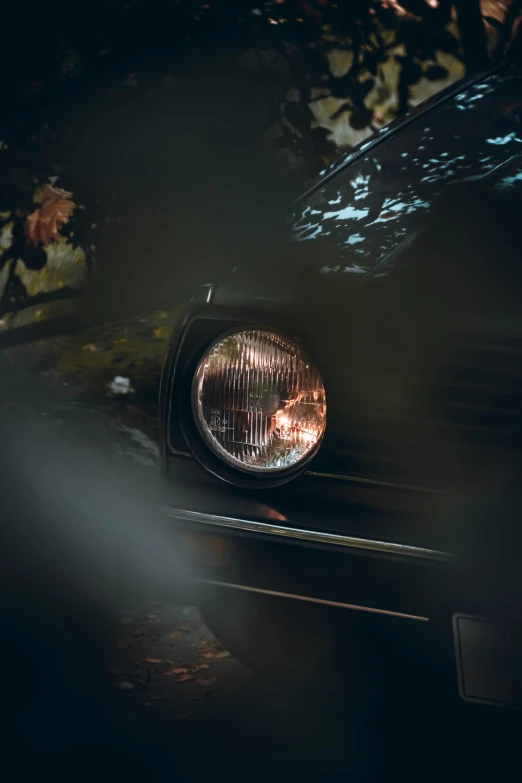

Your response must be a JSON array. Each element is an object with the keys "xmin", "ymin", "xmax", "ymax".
[{"xmin": 0, "ymin": 0, "xmax": 520, "ymax": 330}]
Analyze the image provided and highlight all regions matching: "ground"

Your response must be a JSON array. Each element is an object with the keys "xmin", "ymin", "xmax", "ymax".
[{"xmin": 111, "ymin": 602, "xmax": 252, "ymax": 719}]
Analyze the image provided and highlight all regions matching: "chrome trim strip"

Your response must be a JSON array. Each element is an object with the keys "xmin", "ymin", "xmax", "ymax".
[
  {"xmin": 160, "ymin": 506, "xmax": 454, "ymax": 563},
  {"xmin": 193, "ymin": 578, "xmax": 430, "ymax": 621}
]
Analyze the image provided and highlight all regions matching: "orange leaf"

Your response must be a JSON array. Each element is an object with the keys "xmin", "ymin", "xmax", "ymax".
[
  {"xmin": 196, "ymin": 677, "xmax": 216, "ymax": 687},
  {"xmin": 199, "ymin": 646, "xmax": 231, "ymax": 660},
  {"xmin": 25, "ymin": 184, "xmax": 75, "ymax": 248},
  {"xmin": 176, "ymin": 674, "xmax": 194, "ymax": 683},
  {"xmin": 144, "ymin": 657, "xmax": 162, "ymax": 664},
  {"xmin": 163, "ymin": 666, "xmax": 189, "ymax": 676},
  {"xmin": 169, "ymin": 626, "xmax": 189, "ymax": 638}
]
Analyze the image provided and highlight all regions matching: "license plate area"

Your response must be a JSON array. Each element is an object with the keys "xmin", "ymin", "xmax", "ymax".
[{"xmin": 453, "ymin": 614, "xmax": 522, "ymax": 709}]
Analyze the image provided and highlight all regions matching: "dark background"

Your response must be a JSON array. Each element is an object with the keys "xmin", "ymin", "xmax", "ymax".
[{"xmin": 2, "ymin": 3, "xmax": 522, "ymax": 781}]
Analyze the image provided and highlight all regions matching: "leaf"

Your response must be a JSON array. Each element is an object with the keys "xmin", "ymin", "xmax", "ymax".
[
  {"xmin": 351, "ymin": 78, "xmax": 375, "ymax": 104},
  {"xmin": 200, "ymin": 648, "xmax": 231, "ymax": 660},
  {"xmin": 169, "ymin": 626, "xmax": 189, "ymax": 639},
  {"xmin": 349, "ymin": 106, "xmax": 373, "ymax": 130},
  {"xmin": 144, "ymin": 657, "xmax": 162, "ymax": 664},
  {"xmin": 330, "ymin": 102, "xmax": 352, "ymax": 121},
  {"xmin": 153, "ymin": 325, "xmax": 166, "ymax": 340},
  {"xmin": 176, "ymin": 674, "xmax": 194, "ymax": 683},
  {"xmin": 163, "ymin": 666, "xmax": 189, "ymax": 676},
  {"xmin": 196, "ymin": 677, "xmax": 216, "ymax": 687},
  {"xmin": 25, "ymin": 184, "xmax": 75, "ymax": 248},
  {"xmin": 189, "ymin": 664, "xmax": 210, "ymax": 673},
  {"xmin": 401, "ymin": 60, "xmax": 423, "ymax": 86},
  {"xmin": 424, "ymin": 64, "xmax": 449, "ymax": 81},
  {"xmin": 199, "ymin": 640, "xmax": 231, "ymax": 659},
  {"xmin": 11, "ymin": 244, "xmax": 47, "ymax": 272}
]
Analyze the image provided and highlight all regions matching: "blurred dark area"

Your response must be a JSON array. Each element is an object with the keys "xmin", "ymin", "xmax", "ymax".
[{"xmin": 2, "ymin": 3, "xmax": 522, "ymax": 782}]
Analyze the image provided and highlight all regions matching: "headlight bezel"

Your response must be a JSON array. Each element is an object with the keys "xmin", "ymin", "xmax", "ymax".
[
  {"xmin": 165, "ymin": 315, "xmax": 327, "ymax": 489},
  {"xmin": 191, "ymin": 326, "xmax": 327, "ymax": 479}
]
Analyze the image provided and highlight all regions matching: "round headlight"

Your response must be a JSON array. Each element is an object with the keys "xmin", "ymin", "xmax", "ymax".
[{"xmin": 192, "ymin": 329, "xmax": 326, "ymax": 473}]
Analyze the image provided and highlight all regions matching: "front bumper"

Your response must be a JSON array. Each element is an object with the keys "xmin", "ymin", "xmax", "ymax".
[
  {"xmin": 158, "ymin": 458, "xmax": 505, "ymax": 626},
  {"xmin": 160, "ymin": 458, "xmax": 522, "ymax": 710}
]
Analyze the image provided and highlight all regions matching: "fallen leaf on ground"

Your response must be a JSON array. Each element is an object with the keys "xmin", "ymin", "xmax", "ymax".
[
  {"xmin": 176, "ymin": 674, "xmax": 194, "ymax": 683},
  {"xmin": 169, "ymin": 626, "xmax": 189, "ymax": 638},
  {"xmin": 196, "ymin": 677, "xmax": 216, "ymax": 687},
  {"xmin": 189, "ymin": 664, "xmax": 210, "ymax": 673},
  {"xmin": 144, "ymin": 657, "xmax": 163, "ymax": 664},
  {"xmin": 153, "ymin": 325, "xmax": 166, "ymax": 340},
  {"xmin": 116, "ymin": 681, "xmax": 135, "ymax": 690},
  {"xmin": 199, "ymin": 647, "xmax": 231, "ymax": 660},
  {"xmin": 162, "ymin": 667, "xmax": 188, "ymax": 676},
  {"xmin": 82, "ymin": 344, "xmax": 97, "ymax": 352}
]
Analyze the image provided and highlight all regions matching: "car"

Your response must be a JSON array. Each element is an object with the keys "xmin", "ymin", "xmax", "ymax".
[{"xmin": 159, "ymin": 51, "xmax": 522, "ymax": 706}]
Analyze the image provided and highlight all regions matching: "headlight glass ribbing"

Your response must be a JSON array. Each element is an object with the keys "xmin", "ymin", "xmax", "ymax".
[{"xmin": 192, "ymin": 329, "xmax": 326, "ymax": 473}]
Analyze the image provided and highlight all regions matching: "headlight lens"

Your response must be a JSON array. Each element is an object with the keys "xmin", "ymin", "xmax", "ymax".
[{"xmin": 192, "ymin": 329, "xmax": 326, "ymax": 473}]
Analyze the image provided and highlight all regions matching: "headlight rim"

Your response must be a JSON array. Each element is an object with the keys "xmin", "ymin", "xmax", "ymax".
[{"xmin": 185, "ymin": 323, "xmax": 327, "ymax": 488}]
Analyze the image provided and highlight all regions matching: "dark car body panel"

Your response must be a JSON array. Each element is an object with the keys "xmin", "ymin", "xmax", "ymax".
[{"xmin": 160, "ymin": 60, "xmax": 522, "ymax": 634}]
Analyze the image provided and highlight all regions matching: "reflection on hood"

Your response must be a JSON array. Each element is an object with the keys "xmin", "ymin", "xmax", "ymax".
[{"xmin": 290, "ymin": 69, "xmax": 522, "ymax": 275}]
